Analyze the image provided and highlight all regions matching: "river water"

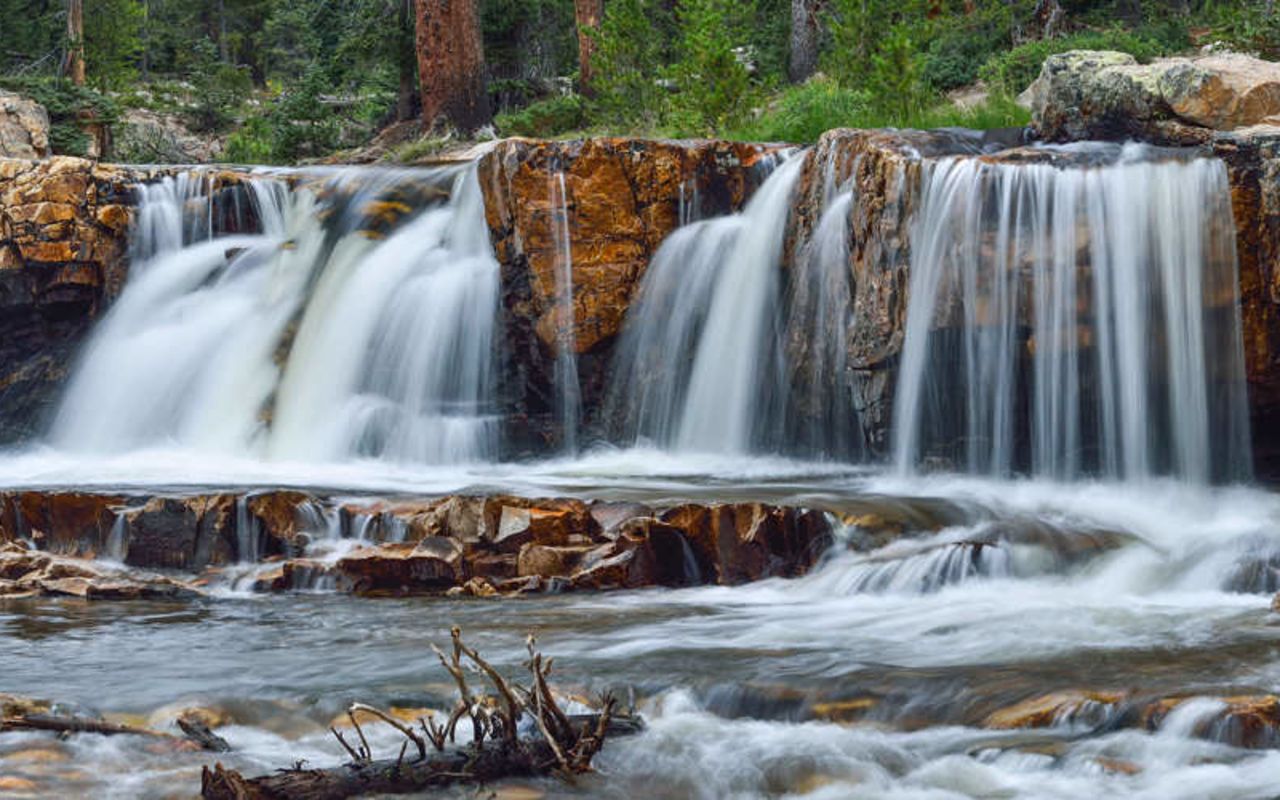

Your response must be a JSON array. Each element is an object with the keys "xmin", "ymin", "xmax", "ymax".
[{"xmin": 2, "ymin": 452, "xmax": 1279, "ymax": 799}]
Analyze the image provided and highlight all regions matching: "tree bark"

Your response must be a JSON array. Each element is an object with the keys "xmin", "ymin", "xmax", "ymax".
[
  {"xmin": 415, "ymin": 0, "xmax": 492, "ymax": 133},
  {"xmin": 789, "ymin": 0, "xmax": 821, "ymax": 84},
  {"xmin": 574, "ymin": 0, "xmax": 604, "ymax": 98},
  {"xmin": 64, "ymin": 0, "xmax": 85, "ymax": 86},
  {"xmin": 397, "ymin": 0, "xmax": 417, "ymax": 121}
]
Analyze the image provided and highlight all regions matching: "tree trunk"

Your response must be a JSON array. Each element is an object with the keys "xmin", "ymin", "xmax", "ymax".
[
  {"xmin": 789, "ymin": 0, "xmax": 820, "ymax": 84},
  {"xmin": 574, "ymin": 0, "xmax": 604, "ymax": 98},
  {"xmin": 64, "ymin": 0, "xmax": 85, "ymax": 86},
  {"xmin": 415, "ymin": 0, "xmax": 491, "ymax": 133},
  {"xmin": 397, "ymin": 0, "xmax": 417, "ymax": 121}
]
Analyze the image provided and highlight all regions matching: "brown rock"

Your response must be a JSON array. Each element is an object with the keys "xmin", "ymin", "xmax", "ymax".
[
  {"xmin": 0, "ymin": 491, "xmax": 123, "ymax": 557},
  {"xmin": 984, "ymin": 691, "xmax": 1126, "ymax": 729},
  {"xmin": 516, "ymin": 543, "xmax": 598, "ymax": 579},
  {"xmin": 476, "ymin": 137, "xmax": 786, "ymax": 447},
  {"xmin": 335, "ymin": 538, "xmax": 465, "ymax": 595}
]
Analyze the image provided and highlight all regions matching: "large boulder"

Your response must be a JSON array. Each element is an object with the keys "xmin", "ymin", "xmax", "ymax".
[
  {"xmin": 0, "ymin": 92, "xmax": 50, "ymax": 159},
  {"xmin": 1026, "ymin": 50, "xmax": 1280, "ymax": 142}
]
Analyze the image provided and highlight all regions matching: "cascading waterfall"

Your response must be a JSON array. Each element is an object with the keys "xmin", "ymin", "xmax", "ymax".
[
  {"xmin": 269, "ymin": 167, "xmax": 500, "ymax": 464},
  {"xmin": 52, "ymin": 164, "xmax": 501, "ymax": 465},
  {"xmin": 549, "ymin": 169, "xmax": 581, "ymax": 454},
  {"xmin": 892, "ymin": 144, "xmax": 1251, "ymax": 482},
  {"xmin": 609, "ymin": 155, "xmax": 804, "ymax": 453},
  {"xmin": 783, "ymin": 157, "xmax": 861, "ymax": 459}
]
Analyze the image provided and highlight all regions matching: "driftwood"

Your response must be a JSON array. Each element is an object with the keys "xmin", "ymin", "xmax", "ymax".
[
  {"xmin": 201, "ymin": 627, "xmax": 643, "ymax": 800},
  {"xmin": 1, "ymin": 710, "xmax": 230, "ymax": 752}
]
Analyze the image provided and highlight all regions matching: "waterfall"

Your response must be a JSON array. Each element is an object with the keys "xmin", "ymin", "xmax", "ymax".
[
  {"xmin": 549, "ymin": 170, "xmax": 581, "ymax": 454},
  {"xmin": 269, "ymin": 167, "xmax": 500, "ymax": 464},
  {"xmin": 52, "ymin": 164, "xmax": 502, "ymax": 465},
  {"xmin": 609, "ymin": 155, "xmax": 804, "ymax": 453},
  {"xmin": 891, "ymin": 144, "xmax": 1251, "ymax": 482},
  {"xmin": 784, "ymin": 166, "xmax": 860, "ymax": 460}
]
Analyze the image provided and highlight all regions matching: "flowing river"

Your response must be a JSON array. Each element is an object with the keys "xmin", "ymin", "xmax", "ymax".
[
  {"xmin": 2, "ymin": 453, "xmax": 1280, "ymax": 798},
  {"xmin": 2, "ymin": 140, "xmax": 1278, "ymax": 798}
]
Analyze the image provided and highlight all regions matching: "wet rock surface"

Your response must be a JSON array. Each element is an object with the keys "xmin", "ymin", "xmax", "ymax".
[
  {"xmin": 0, "ymin": 542, "xmax": 201, "ymax": 600},
  {"xmin": 476, "ymin": 137, "xmax": 788, "ymax": 450},
  {"xmin": 0, "ymin": 158, "xmax": 163, "ymax": 442},
  {"xmin": 0, "ymin": 489, "xmax": 836, "ymax": 597}
]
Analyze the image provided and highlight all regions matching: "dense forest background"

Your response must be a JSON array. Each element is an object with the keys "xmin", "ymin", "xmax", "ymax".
[{"xmin": 1, "ymin": 0, "xmax": 1278, "ymax": 163}]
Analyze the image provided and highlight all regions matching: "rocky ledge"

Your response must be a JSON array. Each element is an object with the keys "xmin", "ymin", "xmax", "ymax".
[{"xmin": 0, "ymin": 490, "xmax": 835, "ymax": 598}]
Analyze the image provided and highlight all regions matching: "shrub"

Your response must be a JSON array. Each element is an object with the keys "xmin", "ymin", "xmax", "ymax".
[
  {"xmin": 979, "ymin": 28, "xmax": 1168, "ymax": 95},
  {"xmin": 223, "ymin": 116, "xmax": 275, "ymax": 164},
  {"xmin": 590, "ymin": 0, "xmax": 670, "ymax": 129},
  {"xmin": 184, "ymin": 38, "xmax": 253, "ymax": 133},
  {"xmin": 730, "ymin": 76, "xmax": 871, "ymax": 143},
  {"xmin": 920, "ymin": 6, "xmax": 1016, "ymax": 92},
  {"xmin": 0, "ymin": 76, "xmax": 119, "ymax": 156},
  {"xmin": 495, "ymin": 94, "xmax": 586, "ymax": 138},
  {"xmin": 670, "ymin": 0, "xmax": 759, "ymax": 136}
]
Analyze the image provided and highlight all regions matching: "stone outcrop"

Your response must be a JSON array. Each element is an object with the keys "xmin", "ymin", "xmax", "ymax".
[
  {"xmin": 0, "ymin": 158, "xmax": 146, "ymax": 440},
  {"xmin": 1027, "ymin": 50, "xmax": 1280, "ymax": 143},
  {"xmin": 0, "ymin": 92, "xmax": 49, "ymax": 159},
  {"xmin": 477, "ymin": 137, "xmax": 787, "ymax": 450},
  {"xmin": 0, "ymin": 489, "xmax": 837, "ymax": 597}
]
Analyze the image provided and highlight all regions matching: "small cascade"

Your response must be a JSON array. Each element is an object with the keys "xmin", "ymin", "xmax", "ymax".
[
  {"xmin": 784, "ymin": 176, "xmax": 860, "ymax": 459},
  {"xmin": 51, "ymin": 164, "xmax": 502, "ymax": 465},
  {"xmin": 270, "ymin": 166, "xmax": 501, "ymax": 464},
  {"xmin": 234, "ymin": 497, "xmax": 261, "ymax": 564},
  {"xmin": 892, "ymin": 145, "xmax": 1251, "ymax": 483},
  {"xmin": 549, "ymin": 169, "xmax": 581, "ymax": 454},
  {"xmin": 609, "ymin": 155, "xmax": 805, "ymax": 452},
  {"xmin": 104, "ymin": 514, "xmax": 127, "ymax": 562}
]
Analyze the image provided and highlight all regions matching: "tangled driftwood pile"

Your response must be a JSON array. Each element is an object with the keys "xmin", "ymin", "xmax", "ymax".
[{"xmin": 201, "ymin": 627, "xmax": 641, "ymax": 799}]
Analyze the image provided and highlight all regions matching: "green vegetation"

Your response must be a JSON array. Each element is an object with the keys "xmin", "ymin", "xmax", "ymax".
[{"xmin": 1, "ymin": 0, "xmax": 1279, "ymax": 160}]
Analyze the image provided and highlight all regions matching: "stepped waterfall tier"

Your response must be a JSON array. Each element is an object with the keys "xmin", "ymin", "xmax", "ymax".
[
  {"xmin": 4, "ymin": 120, "xmax": 1280, "ymax": 797},
  {"xmin": 892, "ymin": 145, "xmax": 1252, "ymax": 482}
]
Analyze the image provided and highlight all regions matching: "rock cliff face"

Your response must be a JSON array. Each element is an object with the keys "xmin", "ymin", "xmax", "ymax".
[
  {"xmin": 0, "ymin": 157, "xmax": 153, "ymax": 440},
  {"xmin": 477, "ymin": 137, "xmax": 787, "ymax": 449}
]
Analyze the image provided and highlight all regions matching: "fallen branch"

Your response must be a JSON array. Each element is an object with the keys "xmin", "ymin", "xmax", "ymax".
[
  {"xmin": 2, "ymin": 711, "xmax": 230, "ymax": 752},
  {"xmin": 201, "ymin": 628, "xmax": 643, "ymax": 799}
]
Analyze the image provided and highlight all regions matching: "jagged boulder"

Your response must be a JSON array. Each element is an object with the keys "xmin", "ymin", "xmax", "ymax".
[
  {"xmin": 0, "ymin": 92, "xmax": 50, "ymax": 159},
  {"xmin": 1026, "ymin": 50, "xmax": 1280, "ymax": 142}
]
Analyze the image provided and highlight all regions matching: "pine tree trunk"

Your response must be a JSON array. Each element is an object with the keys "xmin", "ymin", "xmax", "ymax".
[
  {"xmin": 415, "ymin": 0, "xmax": 492, "ymax": 133},
  {"xmin": 789, "ymin": 0, "xmax": 820, "ymax": 83},
  {"xmin": 64, "ymin": 0, "xmax": 85, "ymax": 86},
  {"xmin": 574, "ymin": 0, "xmax": 604, "ymax": 98},
  {"xmin": 397, "ymin": 0, "xmax": 417, "ymax": 121}
]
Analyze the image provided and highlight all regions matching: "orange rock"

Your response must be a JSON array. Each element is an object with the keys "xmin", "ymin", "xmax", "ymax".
[{"xmin": 984, "ymin": 690, "xmax": 1126, "ymax": 730}]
